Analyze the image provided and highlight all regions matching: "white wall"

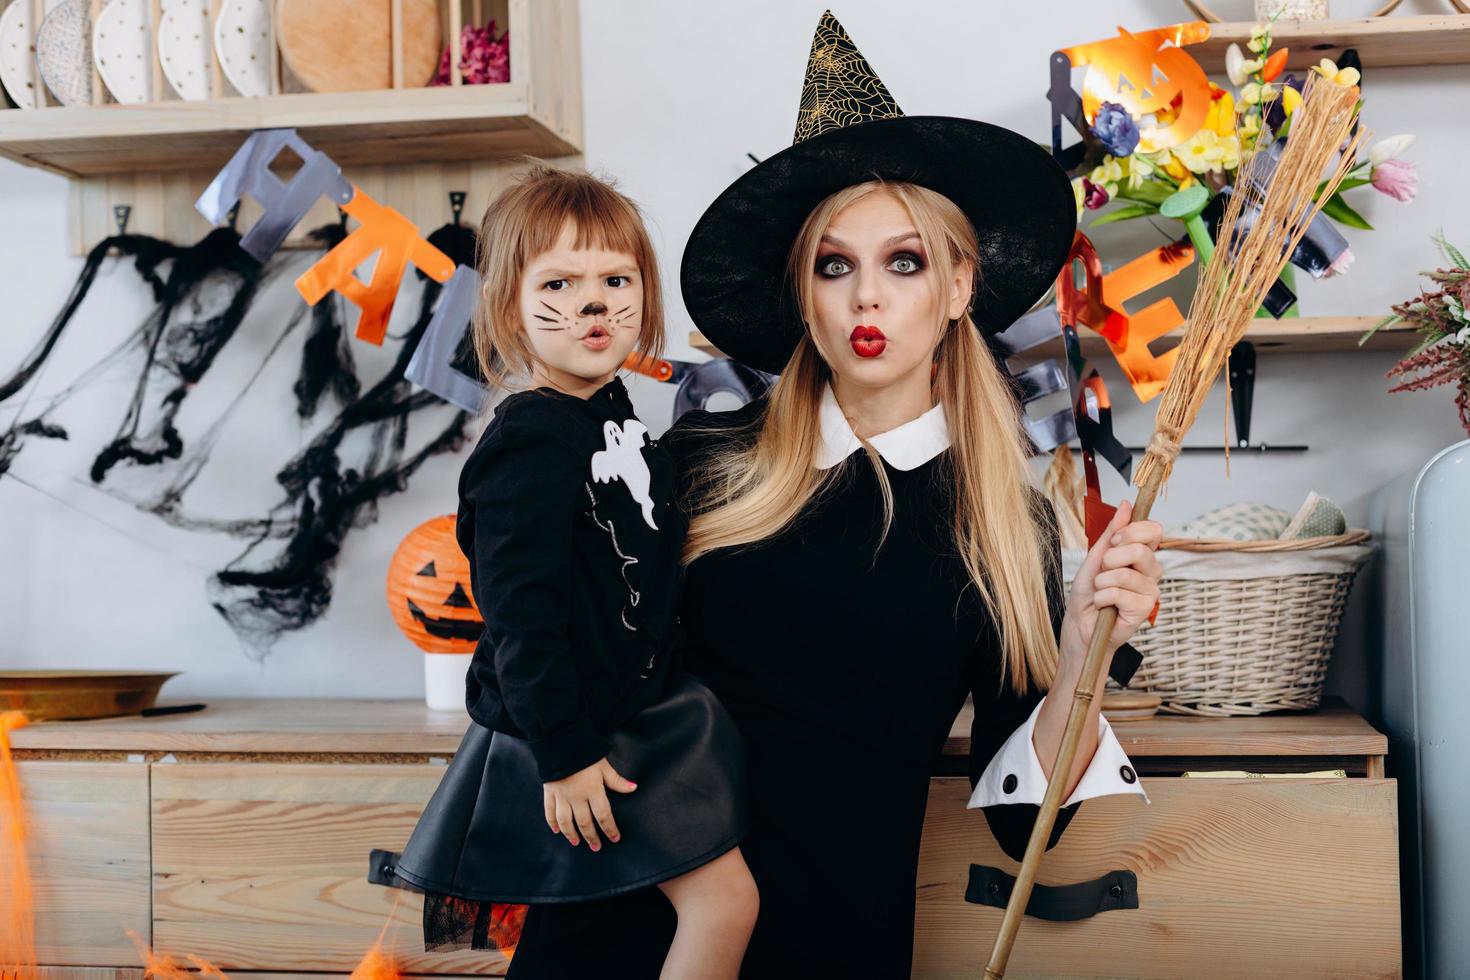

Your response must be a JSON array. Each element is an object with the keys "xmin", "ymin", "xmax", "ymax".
[{"xmin": 1, "ymin": 0, "xmax": 1465, "ymax": 702}]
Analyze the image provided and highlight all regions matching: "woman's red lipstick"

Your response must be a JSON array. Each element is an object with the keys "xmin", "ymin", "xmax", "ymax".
[{"xmin": 850, "ymin": 325, "xmax": 886, "ymax": 358}]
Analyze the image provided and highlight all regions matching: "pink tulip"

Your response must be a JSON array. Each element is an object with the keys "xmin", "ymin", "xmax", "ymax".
[
  {"xmin": 1082, "ymin": 178, "xmax": 1110, "ymax": 210},
  {"xmin": 1371, "ymin": 158, "xmax": 1418, "ymax": 203}
]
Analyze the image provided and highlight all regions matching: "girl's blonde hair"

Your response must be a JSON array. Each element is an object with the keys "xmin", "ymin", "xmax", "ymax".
[
  {"xmin": 682, "ymin": 180, "xmax": 1060, "ymax": 696},
  {"xmin": 471, "ymin": 163, "xmax": 666, "ymax": 391}
]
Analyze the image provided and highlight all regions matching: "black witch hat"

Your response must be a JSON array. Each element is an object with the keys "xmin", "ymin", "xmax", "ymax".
[{"xmin": 680, "ymin": 11, "xmax": 1077, "ymax": 375}]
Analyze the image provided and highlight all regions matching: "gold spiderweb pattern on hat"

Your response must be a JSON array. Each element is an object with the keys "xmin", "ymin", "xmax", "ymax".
[{"xmin": 793, "ymin": 12, "xmax": 903, "ymax": 144}]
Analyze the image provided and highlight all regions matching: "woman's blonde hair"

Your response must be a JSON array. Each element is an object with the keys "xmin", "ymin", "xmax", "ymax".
[
  {"xmin": 682, "ymin": 180, "xmax": 1060, "ymax": 696},
  {"xmin": 471, "ymin": 162, "xmax": 665, "ymax": 391}
]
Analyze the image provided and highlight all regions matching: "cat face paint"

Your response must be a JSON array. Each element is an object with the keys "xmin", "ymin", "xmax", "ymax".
[{"xmin": 519, "ymin": 222, "xmax": 643, "ymax": 393}]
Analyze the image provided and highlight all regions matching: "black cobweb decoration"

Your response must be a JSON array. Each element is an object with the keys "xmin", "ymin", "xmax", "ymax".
[
  {"xmin": 209, "ymin": 220, "xmax": 478, "ymax": 656},
  {"xmin": 0, "ymin": 219, "xmax": 480, "ymax": 660}
]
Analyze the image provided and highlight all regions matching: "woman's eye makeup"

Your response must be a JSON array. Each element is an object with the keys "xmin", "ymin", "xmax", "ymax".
[
  {"xmin": 887, "ymin": 251, "xmax": 925, "ymax": 274},
  {"xmin": 815, "ymin": 251, "xmax": 926, "ymax": 278},
  {"xmin": 815, "ymin": 255, "xmax": 851, "ymax": 278}
]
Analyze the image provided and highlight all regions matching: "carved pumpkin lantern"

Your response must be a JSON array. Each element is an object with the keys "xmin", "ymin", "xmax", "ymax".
[{"xmin": 386, "ymin": 515, "xmax": 483, "ymax": 710}]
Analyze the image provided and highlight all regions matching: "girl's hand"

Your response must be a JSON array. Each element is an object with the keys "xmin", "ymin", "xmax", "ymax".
[
  {"xmin": 543, "ymin": 757, "xmax": 638, "ymax": 851},
  {"xmin": 1061, "ymin": 498, "xmax": 1164, "ymax": 658}
]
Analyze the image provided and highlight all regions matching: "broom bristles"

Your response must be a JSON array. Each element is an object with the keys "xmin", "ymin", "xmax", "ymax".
[{"xmin": 1134, "ymin": 73, "xmax": 1369, "ymax": 490}]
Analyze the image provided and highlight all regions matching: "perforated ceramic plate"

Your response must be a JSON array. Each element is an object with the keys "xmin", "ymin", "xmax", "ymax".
[
  {"xmin": 0, "ymin": 670, "xmax": 180, "ymax": 721},
  {"xmin": 93, "ymin": 0, "xmax": 153, "ymax": 104},
  {"xmin": 213, "ymin": 0, "xmax": 271, "ymax": 97},
  {"xmin": 157, "ymin": 0, "xmax": 211, "ymax": 100},
  {"xmin": 36, "ymin": 0, "xmax": 92, "ymax": 106}
]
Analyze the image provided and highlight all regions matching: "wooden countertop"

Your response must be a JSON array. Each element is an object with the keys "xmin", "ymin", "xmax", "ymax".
[{"xmin": 9, "ymin": 697, "xmax": 1387, "ymax": 758}]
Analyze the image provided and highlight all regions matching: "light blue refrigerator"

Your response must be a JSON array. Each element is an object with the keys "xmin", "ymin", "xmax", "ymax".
[{"xmin": 1367, "ymin": 439, "xmax": 1470, "ymax": 980}]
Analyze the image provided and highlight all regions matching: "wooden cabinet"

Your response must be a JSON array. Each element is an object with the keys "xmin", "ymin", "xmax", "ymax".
[
  {"xmin": 20, "ymin": 762, "xmax": 151, "ymax": 967},
  {"xmin": 150, "ymin": 762, "xmax": 498, "ymax": 973},
  {"xmin": 914, "ymin": 778, "xmax": 1399, "ymax": 979},
  {"xmin": 11, "ymin": 698, "xmax": 1400, "ymax": 977}
]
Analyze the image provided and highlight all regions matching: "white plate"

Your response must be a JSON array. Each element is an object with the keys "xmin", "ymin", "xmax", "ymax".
[
  {"xmin": 0, "ymin": 0, "xmax": 43, "ymax": 108},
  {"xmin": 93, "ymin": 0, "xmax": 152, "ymax": 104},
  {"xmin": 36, "ymin": 0, "xmax": 92, "ymax": 106},
  {"xmin": 213, "ymin": 0, "xmax": 270, "ymax": 97},
  {"xmin": 157, "ymin": 0, "xmax": 211, "ymax": 100}
]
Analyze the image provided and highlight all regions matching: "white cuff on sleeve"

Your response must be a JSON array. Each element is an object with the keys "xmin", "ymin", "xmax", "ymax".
[{"xmin": 966, "ymin": 696, "xmax": 1151, "ymax": 810}]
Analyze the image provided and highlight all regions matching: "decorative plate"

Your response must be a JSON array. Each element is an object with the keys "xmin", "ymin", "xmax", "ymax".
[
  {"xmin": 213, "ymin": 0, "xmax": 271, "ymax": 97},
  {"xmin": 0, "ymin": 0, "xmax": 44, "ymax": 108},
  {"xmin": 93, "ymin": 0, "xmax": 153, "ymax": 104},
  {"xmin": 157, "ymin": 0, "xmax": 211, "ymax": 100},
  {"xmin": 35, "ymin": 0, "xmax": 92, "ymax": 106}
]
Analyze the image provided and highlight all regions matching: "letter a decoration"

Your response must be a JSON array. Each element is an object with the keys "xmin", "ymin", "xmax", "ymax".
[{"xmin": 295, "ymin": 186, "xmax": 458, "ymax": 345}]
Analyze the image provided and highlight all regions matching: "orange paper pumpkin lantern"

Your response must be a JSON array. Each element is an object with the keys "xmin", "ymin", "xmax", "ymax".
[{"xmin": 386, "ymin": 515, "xmax": 483, "ymax": 654}]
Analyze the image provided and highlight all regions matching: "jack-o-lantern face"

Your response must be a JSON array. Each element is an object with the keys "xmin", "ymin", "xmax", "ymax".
[
  {"xmin": 1067, "ymin": 25, "xmax": 1212, "ymax": 154},
  {"xmin": 387, "ymin": 515, "xmax": 484, "ymax": 653}
]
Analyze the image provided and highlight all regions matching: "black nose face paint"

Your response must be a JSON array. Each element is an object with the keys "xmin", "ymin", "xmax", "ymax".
[{"xmin": 579, "ymin": 301, "xmax": 608, "ymax": 316}]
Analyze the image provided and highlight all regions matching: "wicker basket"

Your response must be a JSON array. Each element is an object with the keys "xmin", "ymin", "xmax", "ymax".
[{"xmin": 1064, "ymin": 530, "xmax": 1374, "ymax": 716}]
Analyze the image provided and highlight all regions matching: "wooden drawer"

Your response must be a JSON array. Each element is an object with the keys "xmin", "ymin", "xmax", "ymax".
[
  {"xmin": 150, "ymin": 762, "xmax": 503, "ymax": 974},
  {"xmin": 20, "ymin": 762, "xmax": 151, "ymax": 967},
  {"xmin": 913, "ymin": 777, "xmax": 1400, "ymax": 979}
]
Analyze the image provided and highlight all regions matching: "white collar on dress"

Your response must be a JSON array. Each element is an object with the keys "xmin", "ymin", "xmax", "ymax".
[{"xmin": 815, "ymin": 383, "xmax": 951, "ymax": 471}]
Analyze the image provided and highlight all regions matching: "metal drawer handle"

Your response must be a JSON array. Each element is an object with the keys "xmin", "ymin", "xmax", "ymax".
[{"xmin": 965, "ymin": 864, "xmax": 1139, "ymax": 921}]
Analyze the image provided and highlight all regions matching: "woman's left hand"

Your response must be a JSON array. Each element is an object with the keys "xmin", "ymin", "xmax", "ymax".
[{"xmin": 1061, "ymin": 498, "xmax": 1165, "ymax": 657}]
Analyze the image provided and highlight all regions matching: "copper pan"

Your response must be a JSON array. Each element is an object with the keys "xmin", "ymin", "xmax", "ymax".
[{"xmin": 0, "ymin": 670, "xmax": 180, "ymax": 721}]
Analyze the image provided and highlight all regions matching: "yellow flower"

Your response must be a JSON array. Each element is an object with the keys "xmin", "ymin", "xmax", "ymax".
[
  {"xmin": 1176, "ymin": 129, "xmax": 1226, "ymax": 174},
  {"xmin": 1239, "ymin": 82, "xmax": 1262, "ymax": 105},
  {"xmin": 1280, "ymin": 85, "xmax": 1302, "ymax": 116},
  {"xmin": 1089, "ymin": 156, "xmax": 1126, "ymax": 195},
  {"xmin": 1162, "ymin": 154, "xmax": 1191, "ymax": 181},
  {"xmin": 1218, "ymin": 133, "xmax": 1242, "ymax": 171},
  {"xmin": 1239, "ymin": 112, "xmax": 1261, "ymax": 140},
  {"xmin": 1071, "ymin": 177, "xmax": 1085, "ymax": 217},
  {"xmin": 1127, "ymin": 154, "xmax": 1155, "ymax": 188},
  {"xmin": 1313, "ymin": 58, "xmax": 1361, "ymax": 87},
  {"xmin": 1212, "ymin": 91, "xmax": 1236, "ymax": 135}
]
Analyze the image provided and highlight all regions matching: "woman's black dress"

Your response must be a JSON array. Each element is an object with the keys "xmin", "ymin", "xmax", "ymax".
[{"xmin": 505, "ymin": 399, "xmax": 1131, "ymax": 978}]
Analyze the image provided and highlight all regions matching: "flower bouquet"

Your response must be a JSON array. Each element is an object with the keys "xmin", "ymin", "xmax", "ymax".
[
  {"xmin": 1361, "ymin": 235, "xmax": 1470, "ymax": 436},
  {"xmin": 431, "ymin": 18, "xmax": 510, "ymax": 86},
  {"xmin": 1071, "ymin": 14, "xmax": 1416, "ymax": 310}
]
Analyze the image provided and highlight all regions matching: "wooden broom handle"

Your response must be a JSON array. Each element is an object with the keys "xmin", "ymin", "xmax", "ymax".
[{"xmin": 983, "ymin": 480, "xmax": 1159, "ymax": 979}]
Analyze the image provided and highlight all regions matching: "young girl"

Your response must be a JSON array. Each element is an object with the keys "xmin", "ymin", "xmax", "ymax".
[{"xmin": 390, "ymin": 165, "xmax": 757, "ymax": 979}]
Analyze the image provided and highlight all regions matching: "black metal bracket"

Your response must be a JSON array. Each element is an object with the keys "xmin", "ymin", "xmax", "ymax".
[{"xmin": 1229, "ymin": 340, "xmax": 1256, "ymax": 449}]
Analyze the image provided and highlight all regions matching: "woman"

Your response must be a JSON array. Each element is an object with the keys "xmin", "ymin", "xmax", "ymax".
[{"xmin": 506, "ymin": 13, "xmax": 1163, "ymax": 978}]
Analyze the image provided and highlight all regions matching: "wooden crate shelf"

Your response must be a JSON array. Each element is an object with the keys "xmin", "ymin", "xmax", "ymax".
[
  {"xmin": 0, "ymin": 0, "xmax": 581, "ymax": 255},
  {"xmin": 690, "ymin": 316, "xmax": 1420, "ymax": 361},
  {"xmin": 0, "ymin": 84, "xmax": 578, "ymax": 179},
  {"xmin": 1191, "ymin": 13, "xmax": 1470, "ymax": 69}
]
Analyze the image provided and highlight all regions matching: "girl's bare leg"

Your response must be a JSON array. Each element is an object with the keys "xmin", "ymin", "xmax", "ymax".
[{"xmin": 654, "ymin": 847, "xmax": 758, "ymax": 980}]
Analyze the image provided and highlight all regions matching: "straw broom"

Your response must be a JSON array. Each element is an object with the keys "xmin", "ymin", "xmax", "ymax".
[{"xmin": 983, "ymin": 72, "xmax": 1368, "ymax": 979}]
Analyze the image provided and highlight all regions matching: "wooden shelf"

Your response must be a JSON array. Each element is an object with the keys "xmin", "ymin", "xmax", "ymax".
[
  {"xmin": 690, "ymin": 316, "xmax": 1420, "ymax": 361},
  {"xmin": 1191, "ymin": 13, "xmax": 1470, "ymax": 69},
  {"xmin": 0, "ymin": 83, "xmax": 578, "ymax": 179}
]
